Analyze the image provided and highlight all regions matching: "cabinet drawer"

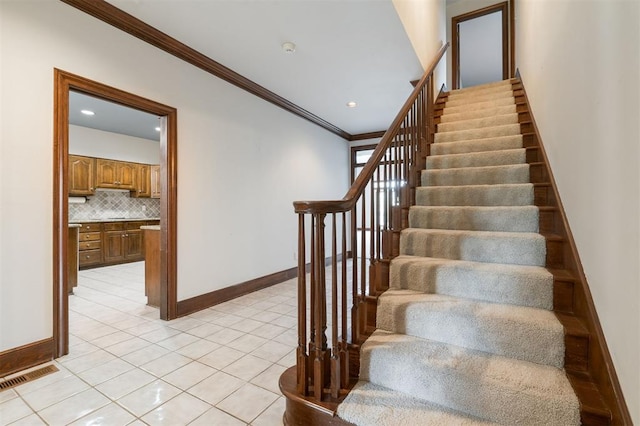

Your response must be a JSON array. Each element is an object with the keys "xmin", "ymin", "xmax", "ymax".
[
  {"xmin": 79, "ymin": 240, "xmax": 101, "ymax": 251},
  {"xmin": 80, "ymin": 223, "xmax": 102, "ymax": 233},
  {"xmin": 80, "ymin": 232, "xmax": 101, "ymax": 242},
  {"xmin": 79, "ymin": 249, "xmax": 102, "ymax": 266},
  {"xmin": 126, "ymin": 221, "xmax": 146, "ymax": 230},
  {"xmin": 103, "ymin": 222, "xmax": 124, "ymax": 231}
]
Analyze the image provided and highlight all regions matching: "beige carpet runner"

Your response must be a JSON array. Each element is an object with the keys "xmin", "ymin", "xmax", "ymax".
[{"xmin": 337, "ymin": 79, "xmax": 580, "ymax": 425}]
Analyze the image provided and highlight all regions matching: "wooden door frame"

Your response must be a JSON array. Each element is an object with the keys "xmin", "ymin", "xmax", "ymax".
[
  {"xmin": 53, "ymin": 69, "xmax": 178, "ymax": 357},
  {"xmin": 451, "ymin": 1, "xmax": 514, "ymax": 90}
]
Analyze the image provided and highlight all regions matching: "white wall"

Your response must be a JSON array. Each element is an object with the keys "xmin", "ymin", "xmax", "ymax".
[
  {"xmin": 0, "ymin": 1, "xmax": 348, "ymax": 351},
  {"xmin": 393, "ymin": 0, "xmax": 447, "ymax": 90},
  {"xmin": 69, "ymin": 125, "xmax": 160, "ymax": 164},
  {"xmin": 517, "ymin": 0, "xmax": 640, "ymax": 422}
]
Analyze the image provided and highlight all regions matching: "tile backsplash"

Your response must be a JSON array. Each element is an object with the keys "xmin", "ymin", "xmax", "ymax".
[{"xmin": 69, "ymin": 189, "xmax": 160, "ymax": 221}]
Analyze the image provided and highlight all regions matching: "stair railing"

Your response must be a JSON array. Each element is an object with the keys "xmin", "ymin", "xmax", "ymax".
[{"xmin": 293, "ymin": 43, "xmax": 449, "ymax": 402}]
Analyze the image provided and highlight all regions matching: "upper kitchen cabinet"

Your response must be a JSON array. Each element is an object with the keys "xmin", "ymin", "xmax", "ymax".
[
  {"xmin": 132, "ymin": 163, "xmax": 151, "ymax": 198},
  {"xmin": 150, "ymin": 165, "xmax": 161, "ymax": 199},
  {"xmin": 95, "ymin": 158, "xmax": 137, "ymax": 190},
  {"xmin": 69, "ymin": 155, "xmax": 95, "ymax": 196}
]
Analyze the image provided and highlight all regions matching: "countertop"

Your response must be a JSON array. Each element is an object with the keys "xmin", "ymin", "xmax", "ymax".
[
  {"xmin": 69, "ymin": 218, "xmax": 160, "ymax": 223},
  {"xmin": 68, "ymin": 223, "xmax": 81, "ymax": 228},
  {"xmin": 140, "ymin": 225, "xmax": 161, "ymax": 231}
]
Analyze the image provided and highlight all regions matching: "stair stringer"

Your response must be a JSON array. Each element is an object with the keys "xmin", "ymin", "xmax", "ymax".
[{"xmin": 515, "ymin": 74, "xmax": 632, "ymax": 425}]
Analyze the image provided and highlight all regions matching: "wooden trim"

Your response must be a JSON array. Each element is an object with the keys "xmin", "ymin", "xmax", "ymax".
[
  {"xmin": 59, "ymin": 0, "xmax": 351, "ymax": 141},
  {"xmin": 451, "ymin": 1, "xmax": 509, "ymax": 90},
  {"xmin": 510, "ymin": 0, "xmax": 516, "ymax": 78},
  {"xmin": 176, "ymin": 266, "xmax": 298, "ymax": 317},
  {"xmin": 0, "ymin": 339, "xmax": 54, "ymax": 378},
  {"xmin": 348, "ymin": 131, "xmax": 386, "ymax": 141},
  {"xmin": 176, "ymin": 252, "xmax": 352, "ymax": 317},
  {"xmin": 517, "ymin": 74, "xmax": 632, "ymax": 424},
  {"xmin": 53, "ymin": 69, "xmax": 179, "ymax": 358}
]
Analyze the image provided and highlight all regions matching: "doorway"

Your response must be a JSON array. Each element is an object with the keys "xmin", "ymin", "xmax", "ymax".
[
  {"xmin": 53, "ymin": 69, "xmax": 178, "ymax": 358},
  {"xmin": 451, "ymin": 1, "xmax": 514, "ymax": 90}
]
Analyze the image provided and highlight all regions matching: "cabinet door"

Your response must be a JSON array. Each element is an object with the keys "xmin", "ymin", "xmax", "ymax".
[
  {"xmin": 103, "ymin": 230, "xmax": 125, "ymax": 263},
  {"xmin": 69, "ymin": 155, "xmax": 95, "ymax": 196},
  {"xmin": 150, "ymin": 165, "xmax": 161, "ymax": 199},
  {"xmin": 95, "ymin": 159, "xmax": 120, "ymax": 189},
  {"xmin": 125, "ymin": 229, "xmax": 144, "ymax": 260},
  {"xmin": 118, "ymin": 162, "xmax": 137, "ymax": 190},
  {"xmin": 132, "ymin": 164, "xmax": 151, "ymax": 198}
]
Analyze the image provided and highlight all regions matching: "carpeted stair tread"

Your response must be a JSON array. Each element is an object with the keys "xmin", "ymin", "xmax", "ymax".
[
  {"xmin": 422, "ymin": 164, "xmax": 530, "ymax": 186},
  {"xmin": 359, "ymin": 330, "xmax": 580, "ymax": 425},
  {"xmin": 408, "ymin": 205, "xmax": 539, "ymax": 232},
  {"xmin": 438, "ymin": 104, "xmax": 517, "ymax": 124},
  {"xmin": 416, "ymin": 183, "xmax": 534, "ymax": 207},
  {"xmin": 448, "ymin": 79, "xmax": 514, "ymax": 96},
  {"xmin": 376, "ymin": 290, "xmax": 565, "ymax": 367},
  {"xmin": 437, "ymin": 113, "xmax": 518, "ymax": 133},
  {"xmin": 434, "ymin": 123, "xmax": 521, "ymax": 144},
  {"xmin": 442, "ymin": 97, "xmax": 515, "ymax": 115},
  {"xmin": 427, "ymin": 148, "xmax": 526, "ymax": 169},
  {"xmin": 400, "ymin": 228, "xmax": 546, "ymax": 266},
  {"xmin": 337, "ymin": 381, "xmax": 498, "ymax": 426},
  {"xmin": 444, "ymin": 90, "xmax": 514, "ymax": 108},
  {"xmin": 431, "ymin": 135, "xmax": 523, "ymax": 156},
  {"xmin": 389, "ymin": 255, "xmax": 553, "ymax": 309}
]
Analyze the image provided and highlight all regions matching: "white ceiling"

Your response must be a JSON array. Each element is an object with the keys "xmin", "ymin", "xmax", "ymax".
[{"xmin": 87, "ymin": 0, "xmax": 423, "ymax": 138}]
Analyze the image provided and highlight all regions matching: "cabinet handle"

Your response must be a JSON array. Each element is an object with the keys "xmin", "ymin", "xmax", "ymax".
[
  {"xmin": 85, "ymin": 255, "xmax": 90, "ymax": 259},
  {"xmin": 122, "ymin": 234, "xmax": 125, "ymax": 237}
]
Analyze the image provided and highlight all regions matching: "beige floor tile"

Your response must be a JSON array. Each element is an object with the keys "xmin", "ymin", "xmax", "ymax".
[
  {"xmin": 140, "ymin": 392, "xmax": 210, "ymax": 425},
  {"xmin": 140, "ymin": 352, "xmax": 192, "ymax": 377},
  {"xmin": 69, "ymin": 402, "xmax": 136, "ymax": 426},
  {"xmin": 94, "ymin": 368, "xmax": 156, "ymax": 400},
  {"xmin": 251, "ymin": 397, "xmax": 285, "ymax": 426},
  {"xmin": 115, "ymin": 380, "xmax": 180, "ymax": 417},
  {"xmin": 189, "ymin": 407, "xmax": 247, "ymax": 426},
  {"xmin": 0, "ymin": 397, "xmax": 34, "ymax": 425},
  {"xmin": 161, "ymin": 361, "xmax": 216, "ymax": 390},
  {"xmin": 198, "ymin": 346, "xmax": 245, "ymax": 370},
  {"xmin": 38, "ymin": 388, "xmax": 110, "ymax": 425},
  {"xmin": 187, "ymin": 372, "xmax": 244, "ymax": 405},
  {"xmin": 250, "ymin": 364, "xmax": 287, "ymax": 394},
  {"xmin": 216, "ymin": 383, "xmax": 279, "ymax": 423},
  {"xmin": 222, "ymin": 355, "xmax": 272, "ymax": 382}
]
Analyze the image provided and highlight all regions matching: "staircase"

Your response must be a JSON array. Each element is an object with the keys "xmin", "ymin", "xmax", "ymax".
[{"xmin": 336, "ymin": 80, "xmax": 581, "ymax": 425}]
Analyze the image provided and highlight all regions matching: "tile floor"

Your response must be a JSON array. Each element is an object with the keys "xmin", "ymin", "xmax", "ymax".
[{"xmin": 0, "ymin": 262, "xmax": 296, "ymax": 425}]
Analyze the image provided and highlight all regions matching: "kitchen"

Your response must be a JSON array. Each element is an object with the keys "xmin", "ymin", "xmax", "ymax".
[{"xmin": 67, "ymin": 91, "xmax": 162, "ymax": 307}]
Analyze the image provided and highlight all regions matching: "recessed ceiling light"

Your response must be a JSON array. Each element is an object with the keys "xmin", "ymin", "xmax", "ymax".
[
  {"xmin": 346, "ymin": 101, "xmax": 357, "ymax": 108},
  {"xmin": 80, "ymin": 109, "xmax": 95, "ymax": 116},
  {"xmin": 155, "ymin": 127, "xmax": 161, "ymax": 132},
  {"xmin": 282, "ymin": 42, "xmax": 296, "ymax": 53}
]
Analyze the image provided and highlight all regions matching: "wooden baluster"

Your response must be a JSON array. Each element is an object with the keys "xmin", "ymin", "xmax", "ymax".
[
  {"xmin": 350, "ymin": 206, "xmax": 359, "ymax": 344},
  {"xmin": 330, "ymin": 214, "xmax": 340, "ymax": 398},
  {"xmin": 313, "ymin": 213, "xmax": 327, "ymax": 400},
  {"xmin": 296, "ymin": 214, "xmax": 308, "ymax": 395},
  {"xmin": 308, "ymin": 215, "xmax": 316, "ymax": 392},
  {"xmin": 340, "ymin": 212, "xmax": 349, "ymax": 387}
]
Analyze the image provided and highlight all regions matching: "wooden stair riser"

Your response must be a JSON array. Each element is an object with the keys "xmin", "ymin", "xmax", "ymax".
[{"xmin": 554, "ymin": 276, "xmax": 576, "ymax": 314}]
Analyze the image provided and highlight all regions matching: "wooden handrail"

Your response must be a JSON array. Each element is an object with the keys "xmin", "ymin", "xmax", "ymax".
[
  {"xmin": 293, "ymin": 42, "xmax": 449, "ymax": 403},
  {"xmin": 294, "ymin": 42, "xmax": 449, "ymax": 215}
]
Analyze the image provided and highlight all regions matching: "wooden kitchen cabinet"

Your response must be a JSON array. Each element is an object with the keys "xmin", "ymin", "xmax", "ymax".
[
  {"xmin": 103, "ymin": 221, "xmax": 147, "ymax": 263},
  {"xmin": 78, "ymin": 220, "xmax": 159, "ymax": 269},
  {"xmin": 132, "ymin": 164, "xmax": 152, "ymax": 198},
  {"xmin": 103, "ymin": 223, "xmax": 126, "ymax": 263},
  {"xmin": 150, "ymin": 165, "xmax": 161, "ymax": 199},
  {"xmin": 78, "ymin": 223, "xmax": 103, "ymax": 267},
  {"xmin": 95, "ymin": 159, "xmax": 137, "ymax": 190},
  {"xmin": 69, "ymin": 155, "xmax": 95, "ymax": 196}
]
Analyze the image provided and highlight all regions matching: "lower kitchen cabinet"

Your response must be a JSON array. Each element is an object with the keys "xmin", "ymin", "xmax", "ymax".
[{"xmin": 78, "ymin": 220, "xmax": 159, "ymax": 269}]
